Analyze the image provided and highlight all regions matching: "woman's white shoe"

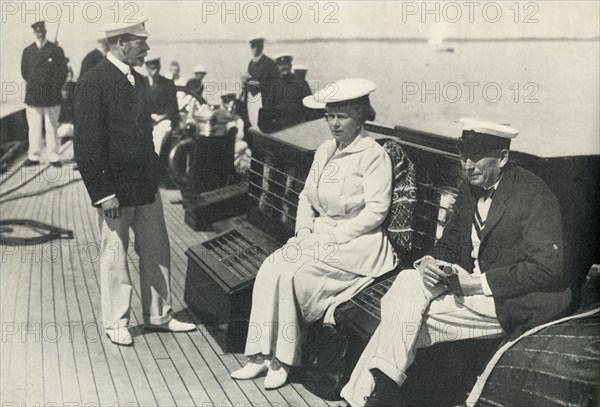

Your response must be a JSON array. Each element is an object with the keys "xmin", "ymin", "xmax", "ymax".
[
  {"xmin": 230, "ymin": 357, "xmax": 269, "ymax": 380},
  {"xmin": 264, "ymin": 359, "xmax": 290, "ymax": 390}
]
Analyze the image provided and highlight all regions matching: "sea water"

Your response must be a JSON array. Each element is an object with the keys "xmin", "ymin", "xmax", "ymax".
[{"xmin": 2, "ymin": 39, "xmax": 598, "ymax": 156}]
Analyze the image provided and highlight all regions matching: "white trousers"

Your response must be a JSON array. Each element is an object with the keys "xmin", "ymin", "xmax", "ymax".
[
  {"xmin": 340, "ymin": 268, "xmax": 504, "ymax": 407},
  {"xmin": 152, "ymin": 119, "xmax": 172, "ymax": 156},
  {"xmin": 25, "ymin": 104, "xmax": 61, "ymax": 162},
  {"xmin": 96, "ymin": 191, "xmax": 173, "ymax": 331}
]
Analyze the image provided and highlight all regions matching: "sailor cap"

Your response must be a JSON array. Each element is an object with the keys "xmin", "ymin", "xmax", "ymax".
[
  {"xmin": 303, "ymin": 78, "xmax": 376, "ymax": 109},
  {"xmin": 293, "ymin": 64, "xmax": 308, "ymax": 72},
  {"xmin": 458, "ymin": 118, "xmax": 518, "ymax": 153},
  {"xmin": 144, "ymin": 55, "xmax": 161, "ymax": 66},
  {"xmin": 103, "ymin": 18, "xmax": 149, "ymax": 39},
  {"xmin": 248, "ymin": 36, "xmax": 265, "ymax": 45},
  {"xmin": 96, "ymin": 30, "xmax": 107, "ymax": 41},
  {"xmin": 274, "ymin": 53, "xmax": 293, "ymax": 65},
  {"xmin": 31, "ymin": 21, "xmax": 46, "ymax": 30},
  {"xmin": 193, "ymin": 64, "xmax": 207, "ymax": 73}
]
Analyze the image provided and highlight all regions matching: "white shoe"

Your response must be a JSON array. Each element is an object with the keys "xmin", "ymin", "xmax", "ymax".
[
  {"xmin": 106, "ymin": 327, "xmax": 133, "ymax": 346},
  {"xmin": 264, "ymin": 359, "xmax": 290, "ymax": 390},
  {"xmin": 231, "ymin": 357, "xmax": 270, "ymax": 380},
  {"xmin": 144, "ymin": 319, "xmax": 196, "ymax": 332}
]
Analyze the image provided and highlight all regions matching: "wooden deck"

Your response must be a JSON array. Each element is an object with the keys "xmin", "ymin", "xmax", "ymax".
[{"xmin": 0, "ymin": 149, "xmax": 342, "ymax": 406}]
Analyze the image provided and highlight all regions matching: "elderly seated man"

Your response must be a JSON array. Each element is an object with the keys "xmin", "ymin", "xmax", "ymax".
[
  {"xmin": 144, "ymin": 56, "xmax": 178, "ymax": 156},
  {"xmin": 341, "ymin": 118, "xmax": 573, "ymax": 407}
]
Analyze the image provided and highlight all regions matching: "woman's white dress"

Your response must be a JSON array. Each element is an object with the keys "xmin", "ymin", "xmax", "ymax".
[{"xmin": 244, "ymin": 131, "xmax": 397, "ymax": 366}]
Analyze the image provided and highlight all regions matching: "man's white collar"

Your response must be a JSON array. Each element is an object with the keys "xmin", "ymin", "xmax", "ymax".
[{"xmin": 107, "ymin": 51, "xmax": 131, "ymax": 76}]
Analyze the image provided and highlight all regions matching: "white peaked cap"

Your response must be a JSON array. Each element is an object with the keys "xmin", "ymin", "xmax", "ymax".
[
  {"xmin": 103, "ymin": 17, "xmax": 149, "ymax": 39},
  {"xmin": 193, "ymin": 64, "xmax": 207, "ymax": 73},
  {"xmin": 459, "ymin": 118, "xmax": 519, "ymax": 139}
]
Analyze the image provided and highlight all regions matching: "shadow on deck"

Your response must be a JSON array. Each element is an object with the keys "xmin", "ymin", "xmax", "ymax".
[{"xmin": 0, "ymin": 153, "xmax": 340, "ymax": 407}]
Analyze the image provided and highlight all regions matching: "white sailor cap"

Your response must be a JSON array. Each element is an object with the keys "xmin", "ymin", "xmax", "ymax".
[
  {"xmin": 303, "ymin": 78, "xmax": 376, "ymax": 109},
  {"xmin": 193, "ymin": 64, "xmax": 207, "ymax": 73},
  {"xmin": 103, "ymin": 17, "xmax": 149, "ymax": 39},
  {"xmin": 96, "ymin": 30, "xmax": 107, "ymax": 41},
  {"xmin": 458, "ymin": 118, "xmax": 518, "ymax": 153},
  {"xmin": 293, "ymin": 64, "xmax": 308, "ymax": 72},
  {"xmin": 274, "ymin": 53, "xmax": 293, "ymax": 65}
]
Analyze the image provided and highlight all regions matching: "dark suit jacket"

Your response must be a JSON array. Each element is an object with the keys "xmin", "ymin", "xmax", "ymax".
[
  {"xmin": 248, "ymin": 55, "xmax": 278, "ymax": 108},
  {"xmin": 146, "ymin": 75, "xmax": 178, "ymax": 124},
  {"xmin": 432, "ymin": 164, "xmax": 572, "ymax": 336},
  {"xmin": 79, "ymin": 49, "xmax": 104, "ymax": 79},
  {"xmin": 21, "ymin": 41, "xmax": 68, "ymax": 106},
  {"xmin": 73, "ymin": 58, "xmax": 160, "ymax": 207}
]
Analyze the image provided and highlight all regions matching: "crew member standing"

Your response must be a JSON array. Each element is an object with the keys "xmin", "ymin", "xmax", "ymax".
[
  {"xmin": 74, "ymin": 19, "xmax": 195, "ymax": 346},
  {"xmin": 21, "ymin": 20, "xmax": 68, "ymax": 167},
  {"xmin": 244, "ymin": 36, "xmax": 278, "ymax": 109},
  {"xmin": 144, "ymin": 56, "xmax": 179, "ymax": 156},
  {"xmin": 268, "ymin": 53, "xmax": 312, "ymax": 130}
]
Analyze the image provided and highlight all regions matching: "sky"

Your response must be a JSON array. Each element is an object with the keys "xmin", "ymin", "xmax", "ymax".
[{"xmin": 1, "ymin": 0, "xmax": 599, "ymax": 45}]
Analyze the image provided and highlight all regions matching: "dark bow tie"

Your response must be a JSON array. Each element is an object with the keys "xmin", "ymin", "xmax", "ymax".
[{"xmin": 474, "ymin": 187, "xmax": 495, "ymax": 201}]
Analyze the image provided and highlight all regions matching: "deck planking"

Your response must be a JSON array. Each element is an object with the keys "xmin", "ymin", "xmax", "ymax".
[{"xmin": 0, "ymin": 154, "xmax": 340, "ymax": 406}]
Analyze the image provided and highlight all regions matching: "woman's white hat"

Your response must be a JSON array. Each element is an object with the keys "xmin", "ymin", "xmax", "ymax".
[{"xmin": 303, "ymin": 79, "xmax": 376, "ymax": 109}]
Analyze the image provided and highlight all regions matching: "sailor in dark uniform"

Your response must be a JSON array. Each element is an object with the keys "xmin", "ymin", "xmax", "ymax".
[
  {"xmin": 268, "ymin": 53, "xmax": 312, "ymax": 129},
  {"xmin": 79, "ymin": 32, "xmax": 108, "ymax": 78},
  {"xmin": 245, "ymin": 36, "xmax": 279, "ymax": 109},
  {"xmin": 21, "ymin": 20, "xmax": 68, "ymax": 166},
  {"xmin": 144, "ymin": 56, "xmax": 179, "ymax": 156}
]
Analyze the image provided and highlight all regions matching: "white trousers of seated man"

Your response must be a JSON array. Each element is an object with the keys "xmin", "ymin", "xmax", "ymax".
[
  {"xmin": 97, "ymin": 191, "xmax": 173, "ymax": 332},
  {"xmin": 26, "ymin": 104, "xmax": 61, "ymax": 162},
  {"xmin": 340, "ymin": 268, "xmax": 505, "ymax": 407},
  {"xmin": 152, "ymin": 119, "xmax": 172, "ymax": 156}
]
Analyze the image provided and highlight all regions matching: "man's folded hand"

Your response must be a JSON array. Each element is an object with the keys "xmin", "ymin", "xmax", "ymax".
[{"xmin": 101, "ymin": 197, "xmax": 121, "ymax": 219}]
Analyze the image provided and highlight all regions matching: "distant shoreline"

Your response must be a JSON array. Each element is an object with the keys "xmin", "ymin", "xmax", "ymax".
[{"xmin": 155, "ymin": 36, "xmax": 600, "ymax": 44}]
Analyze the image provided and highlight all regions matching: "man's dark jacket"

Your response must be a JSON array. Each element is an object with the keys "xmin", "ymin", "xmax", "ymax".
[
  {"xmin": 21, "ymin": 41, "xmax": 68, "ymax": 106},
  {"xmin": 145, "ymin": 75, "xmax": 178, "ymax": 124},
  {"xmin": 73, "ymin": 58, "xmax": 160, "ymax": 207},
  {"xmin": 432, "ymin": 164, "xmax": 572, "ymax": 336},
  {"xmin": 270, "ymin": 73, "xmax": 312, "ymax": 120},
  {"xmin": 248, "ymin": 54, "xmax": 278, "ymax": 108},
  {"xmin": 79, "ymin": 48, "xmax": 104, "ymax": 78}
]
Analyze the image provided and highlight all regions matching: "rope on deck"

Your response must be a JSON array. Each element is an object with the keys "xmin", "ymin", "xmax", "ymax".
[{"xmin": 0, "ymin": 140, "xmax": 75, "ymax": 245}]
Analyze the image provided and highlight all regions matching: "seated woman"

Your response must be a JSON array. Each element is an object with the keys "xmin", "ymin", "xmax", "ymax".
[{"xmin": 230, "ymin": 79, "xmax": 398, "ymax": 390}]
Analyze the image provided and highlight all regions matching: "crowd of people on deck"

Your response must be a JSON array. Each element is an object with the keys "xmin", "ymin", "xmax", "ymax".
[
  {"xmin": 18, "ymin": 16, "xmax": 573, "ymax": 407},
  {"xmin": 20, "ymin": 22, "xmax": 312, "ymax": 169}
]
